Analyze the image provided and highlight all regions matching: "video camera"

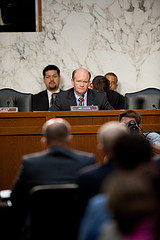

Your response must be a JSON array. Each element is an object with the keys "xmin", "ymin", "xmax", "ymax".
[{"xmin": 126, "ymin": 120, "xmax": 140, "ymax": 134}]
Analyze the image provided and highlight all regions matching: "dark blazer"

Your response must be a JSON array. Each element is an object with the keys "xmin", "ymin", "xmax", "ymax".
[
  {"xmin": 76, "ymin": 161, "xmax": 114, "ymax": 217},
  {"xmin": 77, "ymin": 160, "xmax": 114, "ymax": 202},
  {"xmin": 33, "ymin": 89, "xmax": 63, "ymax": 111},
  {"xmin": 33, "ymin": 90, "xmax": 49, "ymax": 111},
  {"xmin": 10, "ymin": 146, "xmax": 95, "ymax": 236},
  {"xmin": 49, "ymin": 88, "xmax": 114, "ymax": 111},
  {"xmin": 107, "ymin": 90, "xmax": 124, "ymax": 110}
]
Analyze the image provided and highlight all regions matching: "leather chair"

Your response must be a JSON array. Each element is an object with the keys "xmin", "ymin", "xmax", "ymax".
[
  {"xmin": 0, "ymin": 88, "xmax": 33, "ymax": 112},
  {"xmin": 29, "ymin": 184, "xmax": 83, "ymax": 240},
  {"xmin": 124, "ymin": 88, "xmax": 160, "ymax": 109}
]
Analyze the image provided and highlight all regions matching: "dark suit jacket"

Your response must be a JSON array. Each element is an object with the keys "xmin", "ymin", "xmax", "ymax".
[
  {"xmin": 10, "ymin": 146, "xmax": 95, "ymax": 236},
  {"xmin": 76, "ymin": 160, "xmax": 114, "ymax": 218},
  {"xmin": 33, "ymin": 90, "xmax": 49, "ymax": 111},
  {"xmin": 49, "ymin": 88, "xmax": 114, "ymax": 111},
  {"xmin": 107, "ymin": 90, "xmax": 124, "ymax": 110},
  {"xmin": 77, "ymin": 160, "xmax": 114, "ymax": 203},
  {"xmin": 33, "ymin": 89, "xmax": 63, "ymax": 111}
]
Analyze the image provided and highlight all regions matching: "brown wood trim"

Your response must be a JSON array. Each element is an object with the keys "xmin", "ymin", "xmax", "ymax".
[{"xmin": 37, "ymin": 0, "xmax": 42, "ymax": 32}]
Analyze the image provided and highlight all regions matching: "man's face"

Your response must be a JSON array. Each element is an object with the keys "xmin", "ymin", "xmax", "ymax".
[
  {"xmin": 43, "ymin": 70, "xmax": 61, "ymax": 92},
  {"xmin": 105, "ymin": 74, "xmax": 118, "ymax": 90},
  {"xmin": 120, "ymin": 117, "xmax": 141, "ymax": 132},
  {"xmin": 71, "ymin": 69, "xmax": 90, "ymax": 96}
]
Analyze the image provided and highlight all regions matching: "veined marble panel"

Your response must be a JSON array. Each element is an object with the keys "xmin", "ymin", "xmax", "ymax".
[{"xmin": 0, "ymin": 0, "xmax": 159, "ymax": 95}]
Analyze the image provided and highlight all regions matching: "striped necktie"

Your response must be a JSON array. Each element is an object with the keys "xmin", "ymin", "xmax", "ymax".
[{"xmin": 78, "ymin": 97, "xmax": 83, "ymax": 106}]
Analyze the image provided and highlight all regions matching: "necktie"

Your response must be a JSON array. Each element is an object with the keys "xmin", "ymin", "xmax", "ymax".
[
  {"xmin": 50, "ymin": 93, "xmax": 55, "ymax": 106},
  {"xmin": 78, "ymin": 97, "xmax": 83, "ymax": 106}
]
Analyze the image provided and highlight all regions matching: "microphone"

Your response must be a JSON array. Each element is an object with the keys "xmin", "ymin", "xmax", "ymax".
[
  {"xmin": 152, "ymin": 104, "xmax": 157, "ymax": 109},
  {"xmin": 7, "ymin": 101, "xmax": 10, "ymax": 107}
]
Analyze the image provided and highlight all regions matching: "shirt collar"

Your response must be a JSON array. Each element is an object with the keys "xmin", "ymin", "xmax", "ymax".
[
  {"xmin": 47, "ymin": 89, "xmax": 60, "ymax": 99},
  {"xmin": 74, "ymin": 91, "xmax": 87, "ymax": 106}
]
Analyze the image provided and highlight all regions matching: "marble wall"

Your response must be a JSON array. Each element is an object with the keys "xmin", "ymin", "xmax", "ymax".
[{"xmin": 0, "ymin": 0, "xmax": 159, "ymax": 95}]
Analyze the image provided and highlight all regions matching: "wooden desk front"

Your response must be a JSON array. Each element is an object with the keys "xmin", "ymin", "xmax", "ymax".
[{"xmin": 0, "ymin": 110, "xmax": 160, "ymax": 190}]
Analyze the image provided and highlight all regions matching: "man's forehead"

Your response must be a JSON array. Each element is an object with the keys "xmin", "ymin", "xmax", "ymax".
[
  {"xmin": 121, "ymin": 117, "xmax": 136, "ymax": 123},
  {"xmin": 107, "ymin": 75, "xmax": 117, "ymax": 81},
  {"xmin": 45, "ymin": 70, "xmax": 58, "ymax": 75},
  {"xmin": 74, "ymin": 69, "xmax": 89, "ymax": 77}
]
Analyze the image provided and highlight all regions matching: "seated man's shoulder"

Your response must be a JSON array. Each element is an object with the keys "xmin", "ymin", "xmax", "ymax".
[
  {"xmin": 22, "ymin": 151, "xmax": 47, "ymax": 165},
  {"xmin": 144, "ymin": 132, "xmax": 160, "ymax": 137},
  {"xmin": 108, "ymin": 89, "xmax": 124, "ymax": 98},
  {"xmin": 89, "ymin": 193, "xmax": 109, "ymax": 207},
  {"xmin": 33, "ymin": 90, "xmax": 47, "ymax": 97},
  {"xmin": 77, "ymin": 163, "xmax": 102, "ymax": 177},
  {"xmin": 72, "ymin": 149, "xmax": 96, "ymax": 162},
  {"xmin": 144, "ymin": 132, "xmax": 160, "ymax": 146},
  {"xmin": 91, "ymin": 89, "xmax": 106, "ymax": 97},
  {"xmin": 55, "ymin": 87, "xmax": 73, "ymax": 97}
]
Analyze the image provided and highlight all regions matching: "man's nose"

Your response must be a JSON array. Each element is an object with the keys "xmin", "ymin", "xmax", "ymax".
[{"xmin": 80, "ymin": 82, "xmax": 84, "ymax": 86}]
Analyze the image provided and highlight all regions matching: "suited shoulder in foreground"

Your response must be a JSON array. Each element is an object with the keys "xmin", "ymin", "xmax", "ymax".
[
  {"xmin": 10, "ymin": 118, "xmax": 95, "ymax": 239},
  {"xmin": 49, "ymin": 68, "xmax": 114, "ymax": 111}
]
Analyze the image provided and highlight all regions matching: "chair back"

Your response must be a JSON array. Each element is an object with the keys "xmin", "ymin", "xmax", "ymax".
[
  {"xmin": 125, "ymin": 87, "xmax": 160, "ymax": 109},
  {"xmin": 0, "ymin": 88, "xmax": 33, "ymax": 111},
  {"xmin": 29, "ymin": 184, "xmax": 81, "ymax": 240}
]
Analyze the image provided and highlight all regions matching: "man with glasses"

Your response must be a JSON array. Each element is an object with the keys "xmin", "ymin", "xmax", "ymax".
[{"xmin": 49, "ymin": 68, "xmax": 114, "ymax": 111}]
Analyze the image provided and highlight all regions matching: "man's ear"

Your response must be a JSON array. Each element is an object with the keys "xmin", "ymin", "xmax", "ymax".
[
  {"xmin": 41, "ymin": 136, "xmax": 48, "ymax": 149},
  {"xmin": 66, "ymin": 134, "xmax": 73, "ymax": 147},
  {"xmin": 97, "ymin": 143, "xmax": 106, "ymax": 157},
  {"xmin": 71, "ymin": 78, "xmax": 74, "ymax": 86}
]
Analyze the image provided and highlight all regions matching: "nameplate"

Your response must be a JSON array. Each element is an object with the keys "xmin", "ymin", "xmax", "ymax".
[
  {"xmin": 70, "ymin": 106, "xmax": 99, "ymax": 111},
  {"xmin": 0, "ymin": 107, "xmax": 18, "ymax": 112}
]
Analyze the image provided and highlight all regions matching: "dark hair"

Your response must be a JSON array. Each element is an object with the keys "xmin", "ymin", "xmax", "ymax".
[
  {"xmin": 119, "ymin": 110, "xmax": 141, "ymax": 125},
  {"xmin": 104, "ymin": 72, "xmax": 118, "ymax": 83},
  {"xmin": 43, "ymin": 65, "xmax": 60, "ymax": 77},
  {"xmin": 112, "ymin": 134, "xmax": 152, "ymax": 170},
  {"xmin": 92, "ymin": 75, "xmax": 110, "ymax": 92}
]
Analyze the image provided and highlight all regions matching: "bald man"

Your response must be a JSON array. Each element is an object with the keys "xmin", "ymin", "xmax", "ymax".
[
  {"xmin": 49, "ymin": 68, "xmax": 114, "ymax": 111},
  {"xmin": 10, "ymin": 118, "xmax": 95, "ymax": 239}
]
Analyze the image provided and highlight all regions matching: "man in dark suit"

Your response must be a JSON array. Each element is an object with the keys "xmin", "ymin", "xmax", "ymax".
[
  {"xmin": 33, "ymin": 65, "xmax": 62, "ymax": 111},
  {"xmin": 76, "ymin": 121, "xmax": 129, "ymax": 204},
  {"xmin": 76, "ymin": 121, "xmax": 128, "ymax": 240},
  {"xmin": 92, "ymin": 75, "xmax": 124, "ymax": 109},
  {"xmin": 10, "ymin": 118, "xmax": 95, "ymax": 239},
  {"xmin": 77, "ymin": 132, "xmax": 154, "ymax": 240},
  {"xmin": 49, "ymin": 68, "xmax": 114, "ymax": 111}
]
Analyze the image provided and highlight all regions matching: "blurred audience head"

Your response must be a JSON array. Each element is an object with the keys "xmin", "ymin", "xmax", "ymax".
[
  {"xmin": 105, "ymin": 170, "xmax": 159, "ymax": 236},
  {"xmin": 97, "ymin": 121, "xmax": 129, "ymax": 161},
  {"xmin": 112, "ymin": 134, "xmax": 152, "ymax": 170},
  {"xmin": 41, "ymin": 118, "xmax": 72, "ymax": 148}
]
